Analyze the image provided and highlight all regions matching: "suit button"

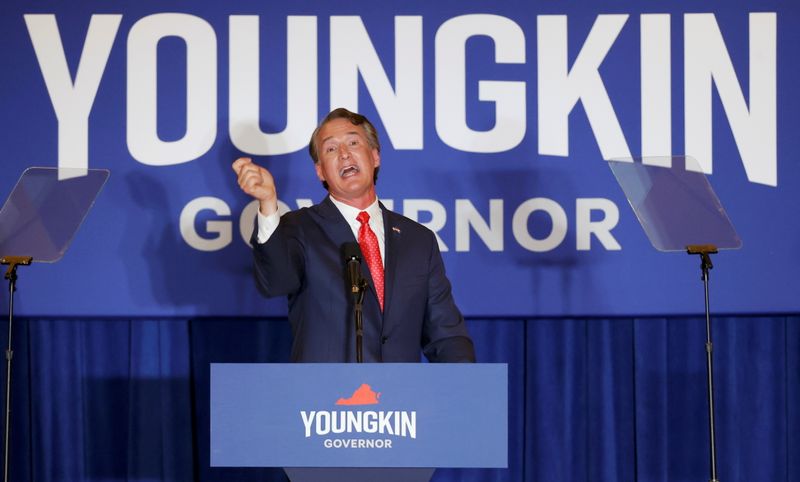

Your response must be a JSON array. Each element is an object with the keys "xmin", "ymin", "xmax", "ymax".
[{"xmin": 381, "ymin": 336, "xmax": 388, "ymax": 344}]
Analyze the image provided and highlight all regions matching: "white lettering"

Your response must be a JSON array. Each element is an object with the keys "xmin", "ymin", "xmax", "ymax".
[
  {"xmin": 331, "ymin": 16, "xmax": 423, "ymax": 149},
  {"xmin": 301, "ymin": 411, "xmax": 315, "ymax": 438},
  {"xmin": 323, "ymin": 438, "xmax": 392, "ymax": 448},
  {"xmin": 684, "ymin": 13, "xmax": 777, "ymax": 186},
  {"xmin": 25, "ymin": 14, "xmax": 121, "ymax": 177},
  {"xmin": 363, "ymin": 411, "xmax": 377, "ymax": 434},
  {"xmin": 315, "ymin": 411, "xmax": 331, "ymax": 435},
  {"xmin": 24, "ymin": 13, "xmax": 778, "ymax": 188},
  {"xmin": 378, "ymin": 411, "xmax": 394, "ymax": 436},
  {"xmin": 537, "ymin": 14, "xmax": 631, "ymax": 159},
  {"xmin": 641, "ymin": 14, "xmax": 672, "ymax": 162},
  {"xmin": 229, "ymin": 16, "xmax": 318, "ymax": 155},
  {"xmin": 127, "ymin": 13, "xmax": 217, "ymax": 165},
  {"xmin": 576, "ymin": 198, "xmax": 621, "ymax": 250},
  {"xmin": 184, "ymin": 197, "xmax": 621, "ymax": 253},
  {"xmin": 455, "ymin": 199, "xmax": 503, "ymax": 252},
  {"xmin": 512, "ymin": 198, "xmax": 568, "ymax": 252},
  {"xmin": 346, "ymin": 411, "xmax": 362, "ymax": 433},
  {"xmin": 331, "ymin": 411, "xmax": 346, "ymax": 434},
  {"xmin": 435, "ymin": 14, "xmax": 526, "ymax": 152},
  {"xmin": 180, "ymin": 197, "xmax": 231, "ymax": 251},
  {"xmin": 401, "ymin": 411, "xmax": 416, "ymax": 439}
]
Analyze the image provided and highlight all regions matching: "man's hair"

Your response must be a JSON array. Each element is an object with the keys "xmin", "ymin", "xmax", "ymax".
[{"xmin": 308, "ymin": 108, "xmax": 381, "ymax": 190}]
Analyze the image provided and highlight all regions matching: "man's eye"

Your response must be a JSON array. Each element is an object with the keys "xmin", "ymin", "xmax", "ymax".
[{"xmin": 325, "ymin": 146, "xmax": 336, "ymax": 153}]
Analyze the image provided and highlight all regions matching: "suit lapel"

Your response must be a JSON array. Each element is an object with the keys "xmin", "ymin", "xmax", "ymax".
[
  {"xmin": 381, "ymin": 203, "xmax": 400, "ymax": 318},
  {"xmin": 312, "ymin": 196, "xmax": 381, "ymax": 303},
  {"xmin": 312, "ymin": 196, "xmax": 357, "ymax": 248}
]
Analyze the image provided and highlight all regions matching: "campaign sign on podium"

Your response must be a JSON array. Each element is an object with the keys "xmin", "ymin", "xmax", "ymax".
[{"xmin": 210, "ymin": 363, "xmax": 507, "ymax": 468}]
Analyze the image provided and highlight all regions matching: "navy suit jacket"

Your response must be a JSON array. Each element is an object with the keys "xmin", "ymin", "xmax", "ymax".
[{"xmin": 251, "ymin": 196, "xmax": 475, "ymax": 363}]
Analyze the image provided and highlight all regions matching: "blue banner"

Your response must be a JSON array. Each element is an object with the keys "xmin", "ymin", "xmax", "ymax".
[
  {"xmin": 1, "ymin": 0, "xmax": 797, "ymax": 317},
  {"xmin": 210, "ymin": 363, "xmax": 508, "ymax": 467}
]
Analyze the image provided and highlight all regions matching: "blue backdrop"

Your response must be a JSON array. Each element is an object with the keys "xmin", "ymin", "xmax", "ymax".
[
  {"xmin": 1, "ymin": 0, "xmax": 798, "ymax": 317},
  {"xmin": 1, "ymin": 0, "xmax": 799, "ymax": 480}
]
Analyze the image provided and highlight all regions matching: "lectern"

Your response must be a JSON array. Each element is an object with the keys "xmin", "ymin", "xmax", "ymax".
[{"xmin": 210, "ymin": 363, "xmax": 508, "ymax": 481}]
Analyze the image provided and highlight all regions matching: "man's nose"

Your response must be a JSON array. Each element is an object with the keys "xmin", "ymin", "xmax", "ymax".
[{"xmin": 338, "ymin": 144, "xmax": 351, "ymax": 159}]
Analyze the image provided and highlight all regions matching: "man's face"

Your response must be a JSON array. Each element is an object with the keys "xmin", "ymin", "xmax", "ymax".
[{"xmin": 314, "ymin": 118, "xmax": 381, "ymax": 208}]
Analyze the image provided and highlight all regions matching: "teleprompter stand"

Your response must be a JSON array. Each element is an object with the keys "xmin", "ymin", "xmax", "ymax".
[
  {"xmin": 0, "ymin": 167, "xmax": 109, "ymax": 482},
  {"xmin": 609, "ymin": 156, "xmax": 741, "ymax": 482},
  {"xmin": 0, "ymin": 256, "xmax": 30, "ymax": 482},
  {"xmin": 686, "ymin": 243, "xmax": 721, "ymax": 482}
]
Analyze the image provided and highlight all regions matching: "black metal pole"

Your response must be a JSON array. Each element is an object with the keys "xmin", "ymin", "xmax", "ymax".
[
  {"xmin": 687, "ymin": 246, "xmax": 719, "ymax": 482},
  {"xmin": 3, "ymin": 273, "xmax": 14, "ymax": 482},
  {"xmin": 1, "ymin": 256, "xmax": 31, "ymax": 482},
  {"xmin": 354, "ymin": 279, "xmax": 367, "ymax": 363},
  {"xmin": 701, "ymin": 257, "xmax": 719, "ymax": 482}
]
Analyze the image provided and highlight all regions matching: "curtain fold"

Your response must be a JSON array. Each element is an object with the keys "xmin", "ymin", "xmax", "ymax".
[{"xmin": 0, "ymin": 316, "xmax": 794, "ymax": 482}]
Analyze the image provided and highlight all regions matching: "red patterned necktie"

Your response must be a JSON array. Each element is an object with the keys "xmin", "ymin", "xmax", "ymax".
[{"xmin": 356, "ymin": 211, "xmax": 384, "ymax": 311}]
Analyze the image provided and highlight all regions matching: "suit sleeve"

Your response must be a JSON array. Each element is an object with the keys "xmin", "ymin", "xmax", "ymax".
[
  {"xmin": 420, "ymin": 230, "xmax": 476, "ymax": 363},
  {"xmin": 250, "ymin": 212, "xmax": 306, "ymax": 298}
]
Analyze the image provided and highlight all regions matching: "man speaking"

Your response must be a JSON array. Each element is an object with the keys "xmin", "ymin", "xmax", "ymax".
[{"xmin": 233, "ymin": 108, "xmax": 475, "ymax": 363}]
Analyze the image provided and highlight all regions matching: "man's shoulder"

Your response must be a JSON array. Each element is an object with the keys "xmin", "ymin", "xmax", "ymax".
[
  {"xmin": 382, "ymin": 207, "xmax": 435, "ymax": 238},
  {"xmin": 282, "ymin": 198, "xmax": 330, "ymax": 222},
  {"xmin": 279, "ymin": 206, "xmax": 311, "ymax": 223}
]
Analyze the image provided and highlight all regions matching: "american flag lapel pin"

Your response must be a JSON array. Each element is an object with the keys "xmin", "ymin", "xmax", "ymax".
[{"xmin": 392, "ymin": 226, "xmax": 401, "ymax": 234}]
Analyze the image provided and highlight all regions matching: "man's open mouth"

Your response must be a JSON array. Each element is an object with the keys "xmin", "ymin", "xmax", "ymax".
[{"xmin": 340, "ymin": 165, "xmax": 359, "ymax": 178}]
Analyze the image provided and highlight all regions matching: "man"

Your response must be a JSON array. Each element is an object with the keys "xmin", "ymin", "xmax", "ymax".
[{"xmin": 232, "ymin": 108, "xmax": 474, "ymax": 363}]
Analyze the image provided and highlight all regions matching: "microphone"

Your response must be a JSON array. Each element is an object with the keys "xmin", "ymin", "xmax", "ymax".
[{"xmin": 342, "ymin": 242, "xmax": 362, "ymax": 298}]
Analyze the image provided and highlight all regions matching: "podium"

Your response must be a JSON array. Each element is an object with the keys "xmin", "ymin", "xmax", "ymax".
[{"xmin": 210, "ymin": 363, "xmax": 508, "ymax": 481}]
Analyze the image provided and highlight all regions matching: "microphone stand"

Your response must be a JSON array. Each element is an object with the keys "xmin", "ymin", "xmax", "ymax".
[
  {"xmin": 1, "ymin": 256, "xmax": 32, "ymax": 482},
  {"xmin": 344, "ymin": 243, "xmax": 367, "ymax": 363},
  {"xmin": 687, "ymin": 244, "xmax": 719, "ymax": 482},
  {"xmin": 353, "ymin": 279, "xmax": 367, "ymax": 363}
]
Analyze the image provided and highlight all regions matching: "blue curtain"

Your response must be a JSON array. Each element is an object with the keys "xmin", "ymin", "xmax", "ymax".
[{"xmin": 1, "ymin": 316, "xmax": 797, "ymax": 481}]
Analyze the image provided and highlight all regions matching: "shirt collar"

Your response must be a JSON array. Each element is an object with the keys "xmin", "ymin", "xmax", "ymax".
[{"xmin": 329, "ymin": 195, "xmax": 381, "ymax": 224}]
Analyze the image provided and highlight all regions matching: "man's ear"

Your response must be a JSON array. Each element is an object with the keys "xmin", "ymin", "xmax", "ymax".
[{"xmin": 314, "ymin": 162, "xmax": 325, "ymax": 182}]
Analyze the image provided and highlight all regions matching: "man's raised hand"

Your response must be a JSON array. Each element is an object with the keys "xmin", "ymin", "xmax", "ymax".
[{"xmin": 232, "ymin": 157, "xmax": 278, "ymax": 216}]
